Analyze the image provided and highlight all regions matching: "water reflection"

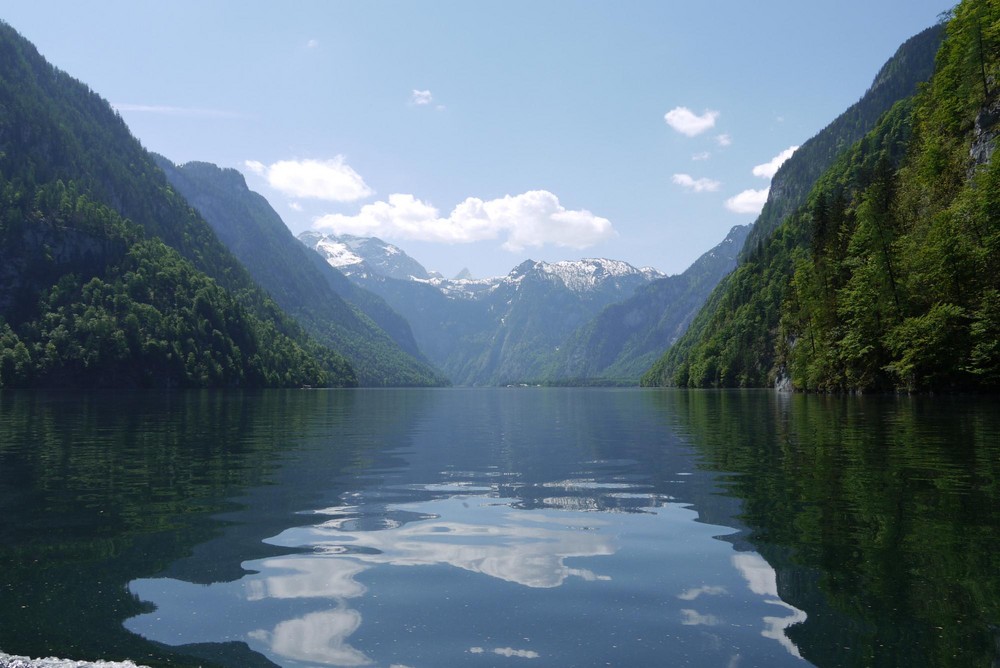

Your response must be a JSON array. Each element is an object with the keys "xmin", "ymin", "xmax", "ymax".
[
  {"xmin": 129, "ymin": 470, "xmax": 809, "ymax": 667},
  {"xmin": 275, "ymin": 497, "xmax": 615, "ymax": 588},
  {"xmin": 249, "ymin": 608, "xmax": 370, "ymax": 667},
  {"xmin": 126, "ymin": 489, "xmax": 621, "ymax": 665},
  {"xmin": 732, "ymin": 553, "xmax": 808, "ymax": 659},
  {"xmin": 9, "ymin": 389, "xmax": 991, "ymax": 667}
]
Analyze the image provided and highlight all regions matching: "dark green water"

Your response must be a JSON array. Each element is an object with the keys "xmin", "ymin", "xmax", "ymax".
[{"xmin": 0, "ymin": 389, "xmax": 997, "ymax": 667}]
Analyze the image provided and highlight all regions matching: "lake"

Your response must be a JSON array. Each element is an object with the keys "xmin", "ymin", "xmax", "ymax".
[{"xmin": 0, "ymin": 388, "xmax": 997, "ymax": 667}]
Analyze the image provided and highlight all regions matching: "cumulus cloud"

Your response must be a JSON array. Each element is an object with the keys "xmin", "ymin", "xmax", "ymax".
[
  {"xmin": 306, "ymin": 38, "xmax": 319, "ymax": 48},
  {"xmin": 315, "ymin": 190, "xmax": 615, "ymax": 252},
  {"xmin": 246, "ymin": 157, "xmax": 373, "ymax": 202},
  {"xmin": 692, "ymin": 151, "xmax": 712, "ymax": 161},
  {"xmin": 664, "ymin": 107, "xmax": 719, "ymax": 137},
  {"xmin": 752, "ymin": 145, "xmax": 799, "ymax": 179},
  {"xmin": 725, "ymin": 188, "xmax": 769, "ymax": 215},
  {"xmin": 411, "ymin": 89, "xmax": 433, "ymax": 105},
  {"xmin": 716, "ymin": 133, "xmax": 732, "ymax": 147},
  {"xmin": 672, "ymin": 173, "xmax": 721, "ymax": 193}
]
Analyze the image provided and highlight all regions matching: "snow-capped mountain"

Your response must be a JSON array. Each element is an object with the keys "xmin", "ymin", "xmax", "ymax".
[
  {"xmin": 298, "ymin": 231, "xmax": 691, "ymax": 385},
  {"xmin": 537, "ymin": 258, "xmax": 663, "ymax": 292},
  {"xmin": 406, "ymin": 258, "xmax": 663, "ymax": 301},
  {"xmin": 300, "ymin": 232, "xmax": 663, "ymax": 301},
  {"xmin": 299, "ymin": 232, "xmax": 430, "ymax": 281},
  {"xmin": 298, "ymin": 232, "xmax": 668, "ymax": 385}
]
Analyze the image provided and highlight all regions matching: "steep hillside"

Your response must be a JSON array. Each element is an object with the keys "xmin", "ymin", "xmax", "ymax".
[
  {"xmin": 547, "ymin": 224, "xmax": 750, "ymax": 383},
  {"xmin": 155, "ymin": 159, "xmax": 446, "ymax": 386},
  {"xmin": 742, "ymin": 23, "xmax": 945, "ymax": 257},
  {"xmin": 645, "ymin": 2, "xmax": 1000, "ymax": 392},
  {"xmin": 0, "ymin": 21, "xmax": 353, "ymax": 387}
]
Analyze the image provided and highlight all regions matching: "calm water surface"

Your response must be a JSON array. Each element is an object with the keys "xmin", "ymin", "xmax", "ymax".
[{"xmin": 0, "ymin": 389, "xmax": 997, "ymax": 667}]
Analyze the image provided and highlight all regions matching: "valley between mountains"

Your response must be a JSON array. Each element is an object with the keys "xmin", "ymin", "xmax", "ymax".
[{"xmin": 1, "ymin": 3, "xmax": 998, "ymax": 392}]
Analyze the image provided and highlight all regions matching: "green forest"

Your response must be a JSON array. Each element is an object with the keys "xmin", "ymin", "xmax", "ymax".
[
  {"xmin": 0, "ymin": 22, "xmax": 355, "ymax": 388},
  {"xmin": 0, "ymin": 179, "xmax": 351, "ymax": 388},
  {"xmin": 155, "ymin": 159, "xmax": 447, "ymax": 387},
  {"xmin": 644, "ymin": 0, "xmax": 1000, "ymax": 392}
]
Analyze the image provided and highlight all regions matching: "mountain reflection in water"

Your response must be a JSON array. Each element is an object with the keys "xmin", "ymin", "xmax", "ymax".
[
  {"xmin": 126, "ymin": 393, "xmax": 811, "ymax": 668},
  {"xmin": 2, "ymin": 389, "xmax": 995, "ymax": 667}
]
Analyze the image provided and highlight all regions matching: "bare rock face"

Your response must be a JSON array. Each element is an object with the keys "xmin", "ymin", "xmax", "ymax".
[{"xmin": 970, "ymin": 87, "xmax": 1000, "ymax": 170}]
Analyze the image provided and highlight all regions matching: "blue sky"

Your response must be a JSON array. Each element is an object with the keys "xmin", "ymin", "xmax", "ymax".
[{"xmin": 3, "ymin": 1, "xmax": 953, "ymax": 278}]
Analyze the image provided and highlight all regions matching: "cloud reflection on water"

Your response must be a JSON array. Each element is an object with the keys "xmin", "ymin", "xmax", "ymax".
[
  {"xmin": 248, "ymin": 607, "xmax": 371, "ymax": 666},
  {"xmin": 266, "ymin": 501, "xmax": 615, "ymax": 589},
  {"xmin": 127, "ymin": 481, "xmax": 808, "ymax": 667},
  {"xmin": 244, "ymin": 556, "xmax": 368, "ymax": 601},
  {"xmin": 128, "ymin": 492, "xmax": 617, "ymax": 666},
  {"xmin": 732, "ymin": 553, "xmax": 808, "ymax": 659}
]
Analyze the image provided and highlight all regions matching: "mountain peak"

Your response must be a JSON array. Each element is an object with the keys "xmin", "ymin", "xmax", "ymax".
[
  {"xmin": 299, "ymin": 232, "xmax": 431, "ymax": 280},
  {"xmin": 537, "ymin": 258, "xmax": 664, "ymax": 292}
]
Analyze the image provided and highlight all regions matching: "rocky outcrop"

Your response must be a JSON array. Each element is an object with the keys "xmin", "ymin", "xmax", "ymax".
[{"xmin": 970, "ymin": 86, "xmax": 1000, "ymax": 169}]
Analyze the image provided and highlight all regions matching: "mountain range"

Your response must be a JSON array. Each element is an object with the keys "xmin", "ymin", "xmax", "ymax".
[
  {"xmin": 300, "ymin": 230, "xmax": 742, "ymax": 385},
  {"xmin": 2, "ymin": 5, "xmax": 995, "ymax": 394}
]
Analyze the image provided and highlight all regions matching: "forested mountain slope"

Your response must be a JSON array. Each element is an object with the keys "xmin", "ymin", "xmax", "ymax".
[
  {"xmin": 644, "ymin": 1, "xmax": 1000, "ymax": 392},
  {"xmin": 0, "ymin": 21, "xmax": 354, "ymax": 387},
  {"xmin": 155, "ymin": 159, "xmax": 446, "ymax": 386},
  {"xmin": 545, "ymin": 224, "xmax": 750, "ymax": 383},
  {"xmin": 741, "ymin": 23, "xmax": 945, "ymax": 258}
]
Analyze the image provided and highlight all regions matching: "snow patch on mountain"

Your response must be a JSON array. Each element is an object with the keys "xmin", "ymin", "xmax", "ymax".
[
  {"xmin": 413, "ymin": 276, "xmax": 503, "ymax": 300},
  {"xmin": 315, "ymin": 237, "xmax": 364, "ymax": 269},
  {"xmin": 539, "ymin": 259, "xmax": 664, "ymax": 292},
  {"xmin": 299, "ymin": 232, "xmax": 430, "ymax": 280}
]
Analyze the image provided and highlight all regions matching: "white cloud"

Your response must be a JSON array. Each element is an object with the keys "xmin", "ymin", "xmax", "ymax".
[
  {"xmin": 752, "ymin": 145, "xmax": 799, "ymax": 179},
  {"xmin": 289, "ymin": 202, "xmax": 303, "ymax": 212},
  {"xmin": 244, "ymin": 160, "xmax": 266, "ymax": 176},
  {"xmin": 315, "ymin": 190, "xmax": 615, "ymax": 252},
  {"xmin": 246, "ymin": 157, "xmax": 373, "ymax": 202},
  {"xmin": 411, "ymin": 89, "xmax": 433, "ymax": 106},
  {"xmin": 113, "ymin": 103, "xmax": 242, "ymax": 119},
  {"xmin": 306, "ymin": 39, "xmax": 319, "ymax": 48},
  {"xmin": 716, "ymin": 133, "xmax": 732, "ymax": 147},
  {"xmin": 664, "ymin": 107, "xmax": 719, "ymax": 137},
  {"xmin": 725, "ymin": 188, "xmax": 769, "ymax": 215},
  {"xmin": 672, "ymin": 173, "xmax": 721, "ymax": 193},
  {"xmin": 692, "ymin": 151, "xmax": 712, "ymax": 161}
]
